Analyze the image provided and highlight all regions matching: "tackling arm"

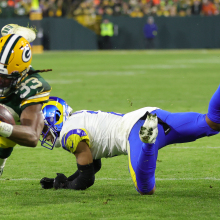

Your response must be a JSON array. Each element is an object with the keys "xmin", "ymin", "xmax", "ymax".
[
  {"xmin": 53, "ymin": 141, "xmax": 95, "ymax": 190},
  {"xmin": 67, "ymin": 158, "xmax": 101, "ymax": 181},
  {"xmin": 40, "ymin": 128, "xmax": 97, "ymax": 190},
  {"xmin": 40, "ymin": 145, "xmax": 101, "ymax": 190},
  {"xmin": 66, "ymin": 141, "xmax": 95, "ymax": 190},
  {"xmin": 7, "ymin": 104, "xmax": 44, "ymax": 147}
]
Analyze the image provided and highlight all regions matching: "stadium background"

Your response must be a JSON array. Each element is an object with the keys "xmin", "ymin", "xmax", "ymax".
[
  {"xmin": 0, "ymin": 0, "xmax": 220, "ymax": 50},
  {"xmin": 1, "ymin": 1, "xmax": 220, "ymax": 220}
]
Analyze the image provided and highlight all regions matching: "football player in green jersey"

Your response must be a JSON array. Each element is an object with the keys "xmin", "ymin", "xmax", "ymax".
[{"xmin": 0, "ymin": 25, "xmax": 52, "ymax": 176}]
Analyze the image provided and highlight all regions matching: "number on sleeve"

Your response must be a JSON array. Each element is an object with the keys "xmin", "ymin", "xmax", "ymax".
[{"xmin": 19, "ymin": 77, "xmax": 43, "ymax": 98}]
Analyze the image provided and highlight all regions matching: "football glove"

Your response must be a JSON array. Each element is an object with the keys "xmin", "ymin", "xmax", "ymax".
[
  {"xmin": 53, "ymin": 173, "xmax": 68, "ymax": 189},
  {"xmin": 40, "ymin": 177, "xmax": 54, "ymax": 189}
]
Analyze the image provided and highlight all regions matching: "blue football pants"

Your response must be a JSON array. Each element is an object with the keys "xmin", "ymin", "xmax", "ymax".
[{"xmin": 128, "ymin": 85, "xmax": 220, "ymax": 194}]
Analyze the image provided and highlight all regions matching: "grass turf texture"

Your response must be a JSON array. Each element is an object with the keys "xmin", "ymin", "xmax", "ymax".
[{"xmin": 1, "ymin": 50, "xmax": 220, "ymax": 219}]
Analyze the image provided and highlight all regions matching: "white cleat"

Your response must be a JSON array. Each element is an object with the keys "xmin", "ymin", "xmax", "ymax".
[
  {"xmin": 1, "ymin": 24, "xmax": 36, "ymax": 43},
  {"xmin": 139, "ymin": 113, "xmax": 158, "ymax": 144}
]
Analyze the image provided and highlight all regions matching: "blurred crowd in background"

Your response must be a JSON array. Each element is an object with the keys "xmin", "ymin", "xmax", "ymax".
[
  {"xmin": 74, "ymin": 0, "xmax": 219, "ymax": 17},
  {"xmin": 0, "ymin": 0, "xmax": 75, "ymax": 18},
  {"xmin": 0, "ymin": 0, "xmax": 219, "ymax": 18}
]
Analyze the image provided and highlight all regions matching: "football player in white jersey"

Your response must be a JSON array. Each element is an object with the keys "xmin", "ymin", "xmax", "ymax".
[{"xmin": 40, "ymin": 84, "xmax": 220, "ymax": 195}]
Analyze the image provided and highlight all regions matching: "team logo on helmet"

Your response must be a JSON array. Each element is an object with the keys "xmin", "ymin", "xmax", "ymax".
[
  {"xmin": 22, "ymin": 44, "xmax": 31, "ymax": 63},
  {"xmin": 0, "ymin": 34, "xmax": 33, "ymax": 98}
]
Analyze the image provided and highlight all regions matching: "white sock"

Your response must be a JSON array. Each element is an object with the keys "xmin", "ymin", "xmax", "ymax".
[{"xmin": 0, "ymin": 158, "xmax": 7, "ymax": 176}]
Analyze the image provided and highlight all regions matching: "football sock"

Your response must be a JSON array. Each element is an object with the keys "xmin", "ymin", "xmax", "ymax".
[
  {"xmin": 0, "ymin": 158, "xmax": 7, "ymax": 176},
  {"xmin": 135, "ymin": 142, "xmax": 156, "ymax": 194},
  {"xmin": 207, "ymin": 85, "xmax": 220, "ymax": 124}
]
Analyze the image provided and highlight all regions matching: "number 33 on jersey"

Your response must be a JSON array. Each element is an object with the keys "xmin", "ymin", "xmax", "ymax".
[{"xmin": 0, "ymin": 68, "xmax": 51, "ymax": 119}]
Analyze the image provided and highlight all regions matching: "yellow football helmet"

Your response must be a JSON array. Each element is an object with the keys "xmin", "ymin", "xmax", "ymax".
[{"xmin": 0, "ymin": 34, "xmax": 32, "ymax": 97}]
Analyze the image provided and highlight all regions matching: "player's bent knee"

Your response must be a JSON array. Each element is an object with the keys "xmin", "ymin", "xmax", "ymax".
[{"xmin": 206, "ymin": 115, "xmax": 220, "ymax": 131}]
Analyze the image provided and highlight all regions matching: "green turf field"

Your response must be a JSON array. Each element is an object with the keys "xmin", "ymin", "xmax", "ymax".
[{"xmin": 1, "ymin": 50, "xmax": 220, "ymax": 220}]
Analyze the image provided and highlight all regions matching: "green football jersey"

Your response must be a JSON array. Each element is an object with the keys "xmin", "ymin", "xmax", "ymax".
[{"xmin": 0, "ymin": 71, "xmax": 51, "ymax": 123}]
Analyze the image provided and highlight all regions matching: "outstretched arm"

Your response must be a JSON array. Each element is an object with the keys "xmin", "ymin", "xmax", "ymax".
[
  {"xmin": 74, "ymin": 140, "xmax": 93, "ymax": 165},
  {"xmin": 63, "ymin": 141, "xmax": 94, "ymax": 190},
  {"xmin": 52, "ymin": 141, "xmax": 95, "ymax": 190},
  {"xmin": 40, "ymin": 156, "xmax": 101, "ymax": 189},
  {"xmin": 67, "ymin": 158, "xmax": 101, "ymax": 181},
  {"xmin": 41, "ymin": 128, "xmax": 96, "ymax": 190}
]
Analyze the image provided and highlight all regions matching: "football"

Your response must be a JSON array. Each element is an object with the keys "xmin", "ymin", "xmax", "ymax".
[{"xmin": 0, "ymin": 104, "xmax": 16, "ymax": 125}]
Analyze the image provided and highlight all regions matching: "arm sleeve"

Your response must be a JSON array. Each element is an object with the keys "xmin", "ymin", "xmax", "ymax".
[
  {"xmin": 67, "ymin": 159, "xmax": 101, "ymax": 181},
  {"xmin": 67, "ymin": 170, "xmax": 79, "ymax": 181},
  {"xmin": 65, "ymin": 163, "xmax": 95, "ymax": 190},
  {"xmin": 93, "ymin": 159, "xmax": 102, "ymax": 173}
]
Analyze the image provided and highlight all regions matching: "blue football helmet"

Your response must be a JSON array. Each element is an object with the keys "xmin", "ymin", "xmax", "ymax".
[{"xmin": 40, "ymin": 96, "xmax": 72, "ymax": 150}]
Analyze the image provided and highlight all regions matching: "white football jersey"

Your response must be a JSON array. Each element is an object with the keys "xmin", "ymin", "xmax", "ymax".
[{"xmin": 59, "ymin": 107, "xmax": 159, "ymax": 159}]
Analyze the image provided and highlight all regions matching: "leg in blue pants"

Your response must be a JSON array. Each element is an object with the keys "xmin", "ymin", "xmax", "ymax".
[{"xmin": 128, "ymin": 86, "xmax": 220, "ymax": 194}]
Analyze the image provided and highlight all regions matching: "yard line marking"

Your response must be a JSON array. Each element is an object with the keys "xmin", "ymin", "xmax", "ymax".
[
  {"xmin": 1, "ymin": 177, "xmax": 220, "ymax": 181},
  {"xmin": 14, "ymin": 147, "xmax": 44, "ymax": 149},
  {"xmin": 60, "ymin": 71, "xmax": 136, "ymax": 76},
  {"xmin": 125, "ymin": 64, "xmax": 194, "ymax": 69},
  {"xmin": 47, "ymin": 79, "xmax": 82, "ymax": 84},
  {"xmin": 15, "ymin": 146, "xmax": 220, "ymax": 149},
  {"xmin": 156, "ymin": 177, "xmax": 220, "ymax": 181},
  {"xmin": 98, "ymin": 177, "xmax": 220, "ymax": 181},
  {"xmin": 0, "ymin": 178, "xmax": 40, "ymax": 181},
  {"xmin": 172, "ymin": 58, "xmax": 220, "ymax": 64},
  {"xmin": 169, "ymin": 146, "xmax": 220, "ymax": 149}
]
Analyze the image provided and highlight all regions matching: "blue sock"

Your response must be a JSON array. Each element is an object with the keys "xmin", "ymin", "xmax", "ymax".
[
  {"xmin": 135, "ymin": 142, "xmax": 156, "ymax": 194},
  {"xmin": 207, "ymin": 85, "xmax": 220, "ymax": 124}
]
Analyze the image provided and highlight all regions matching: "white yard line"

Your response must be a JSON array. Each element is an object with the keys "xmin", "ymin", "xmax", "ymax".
[
  {"xmin": 47, "ymin": 79, "xmax": 82, "ymax": 84},
  {"xmin": 15, "ymin": 146, "xmax": 220, "ymax": 149},
  {"xmin": 0, "ymin": 177, "xmax": 220, "ymax": 181},
  {"xmin": 169, "ymin": 146, "xmax": 220, "ymax": 149}
]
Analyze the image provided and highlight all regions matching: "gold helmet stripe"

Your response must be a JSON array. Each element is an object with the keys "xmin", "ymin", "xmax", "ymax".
[{"xmin": 0, "ymin": 34, "xmax": 21, "ymax": 66}]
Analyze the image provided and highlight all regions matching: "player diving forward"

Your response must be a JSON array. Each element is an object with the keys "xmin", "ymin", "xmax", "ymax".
[
  {"xmin": 40, "ymin": 85, "xmax": 220, "ymax": 195},
  {"xmin": 0, "ymin": 24, "xmax": 51, "ymax": 176}
]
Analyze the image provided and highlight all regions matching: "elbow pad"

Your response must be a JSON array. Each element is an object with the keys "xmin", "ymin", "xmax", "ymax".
[
  {"xmin": 67, "ymin": 170, "xmax": 79, "ymax": 181},
  {"xmin": 66, "ymin": 163, "xmax": 95, "ymax": 190},
  {"xmin": 93, "ymin": 159, "xmax": 101, "ymax": 173},
  {"xmin": 67, "ymin": 159, "xmax": 101, "ymax": 181}
]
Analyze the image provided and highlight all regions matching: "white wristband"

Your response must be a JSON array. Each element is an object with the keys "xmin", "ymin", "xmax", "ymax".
[{"xmin": 0, "ymin": 121, "xmax": 13, "ymax": 137}]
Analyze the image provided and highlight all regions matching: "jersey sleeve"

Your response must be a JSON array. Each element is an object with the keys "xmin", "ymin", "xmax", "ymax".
[
  {"xmin": 61, "ymin": 128, "xmax": 90, "ymax": 154},
  {"xmin": 18, "ymin": 73, "xmax": 51, "ymax": 111}
]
